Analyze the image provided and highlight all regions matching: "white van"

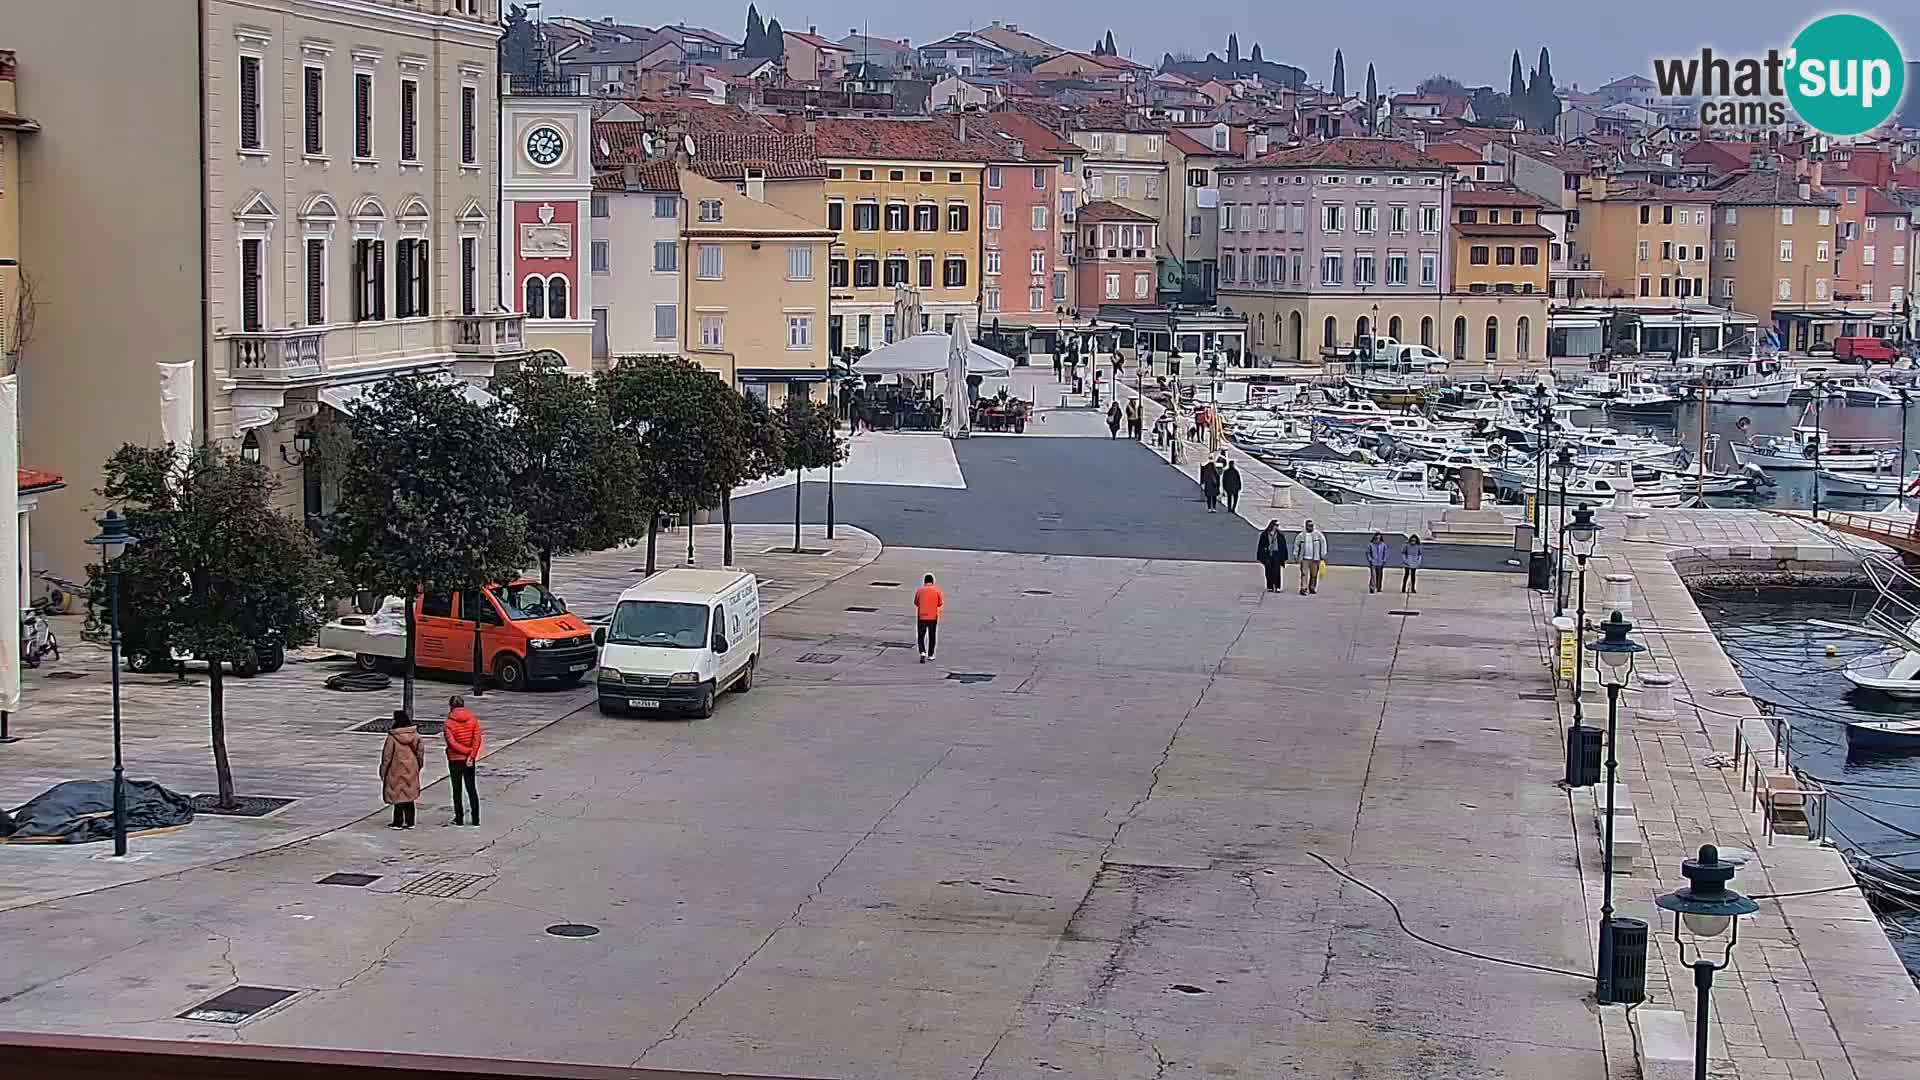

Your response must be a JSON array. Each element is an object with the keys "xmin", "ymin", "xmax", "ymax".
[{"xmin": 595, "ymin": 569, "xmax": 760, "ymax": 718}]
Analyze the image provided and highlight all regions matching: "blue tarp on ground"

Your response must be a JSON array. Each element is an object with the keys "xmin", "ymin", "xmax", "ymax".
[{"xmin": 0, "ymin": 779, "xmax": 195, "ymax": 844}]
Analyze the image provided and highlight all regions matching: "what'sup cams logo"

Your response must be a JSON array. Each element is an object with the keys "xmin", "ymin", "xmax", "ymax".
[{"xmin": 1652, "ymin": 13, "xmax": 1907, "ymax": 136}]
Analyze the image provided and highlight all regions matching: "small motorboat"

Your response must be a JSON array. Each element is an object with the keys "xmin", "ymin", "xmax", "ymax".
[
  {"xmin": 1311, "ymin": 462, "xmax": 1458, "ymax": 505},
  {"xmin": 1728, "ymin": 426, "xmax": 1900, "ymax": 471},
  {"xmin": 1844, "ymin": 715, "xmax": 1920, "ymax": 754},
  {"xmin": 1840, "ymin": 377, "xmax": 1902, "ymax": 407},
  {"xmin": 1606, "ymin": 382, "xmax": 1682, "ymax": 412},
  {"xmin": 1816, "ymin": 467, "xmax": 1919, "ymax": 498}
]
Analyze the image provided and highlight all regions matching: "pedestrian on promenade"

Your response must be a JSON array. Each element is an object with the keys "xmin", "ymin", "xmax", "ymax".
[
  {"xmin": 1053, "ymin": 352, "xmax": 1063, "ymax": 382},
  {"xmin": 1126, "ymin": 400, "xmax": 1141, "ymax": 440},
  {"xmin": 1111, "ymin": 354, "xmax": 1124, "ymax": 379},
  {"xmin": 1091, "ymin": 371, "xmax": 1102, "ymax": 410},
  {"xmin": 1365, "ymin": 531, "xmax": 1389, "ymax": 593},
  {"xmin": 1402, "ymin": 534, "xmax": 1424, "ymax": 594},
  {"xmin": 1199, "ymin": 458, "xmax": 1220, "ymax": 512},
  {"xmin": 1221, "ymin": 459, "xmax": 1242, "ymax": 513},
  {"xmin": 1106, "ymin": 402, "xmax": 1123, "ymax": 439},
  {"xmin": 380, "ymin": 709, "xmax": 425, "ymax": 829},
  {"xmin": 1257, "ymin": 520, "xmax": 1289, "ymax": 592},
  {"xmin": 1152, "ymin": 413, "xmax": 1170, "ymax": 447},
  {"xmin": 443, "ymin": 695, "xmax": 484, "ymax": 826},
  {"xmin": 914, "ymin": 574, "xmax": 945, "ymax": 663},
  {"xmin": 1296, "ymin": 520, "xmax": 1328, "ymax": 595}
]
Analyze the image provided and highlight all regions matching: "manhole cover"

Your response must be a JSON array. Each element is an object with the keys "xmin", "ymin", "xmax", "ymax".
[
  {"xmin": 317, "ymin": 872, "xmax": 380, "ymax": 887},
  {"xmin": 180, "ymin": 985, "xmax": 298, "ymax": 1024},
  {"xmin": 870, "ymin": 580, "xmax": 902, "ymax": 587},
  {"xmin": 546, "ymin": 923, "xmax": 601, "ymax": 938},
  {"xmin": 1387, "ymin": 610, "xmax": 1421, "ymax": 616},
  {"xmin": 845, "ymin": 605, "xmax": 878, "ymax": 613},
  {"xmin": 1169, "ymin": 984, "xmax": 1208, "ymax": 995},
  {"xmin": 1516, "ymin": 691, "xmax": 1557, "ymax": 702},
  {"xmin": 946, "ymin": 672, "xmax": 997, "ymax": 684},
  {"xmin": 44, "ymin": 671, "xmax": 87, "ymax": 681},
  {"xmin": 191, "ymin": 794, "xmax": 296, "ymax": 818},
  {"xmin": 797, "ymin": 652, "xmax": 841, "ymax": 664},
  {"xmin": 352, "ymin": 716, "xmax": 444, "ymax": 735},
  {"xmin": 876, "ymin": 640, "xmax": 918, "ymax": 649},
  {"xmin": 765, "ymin": 547, "xmax": 830, "ymax": 556},
  {"xmin": 397, "ymin": 871, "xmax": 492, "ymax": 898},
  {"xmin": 1023, "ymin": 589, "xmax": 1053, "ymax": 595}
]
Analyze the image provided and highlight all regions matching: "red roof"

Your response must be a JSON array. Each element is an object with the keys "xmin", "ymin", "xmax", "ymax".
[
  {"xmin": 1453, "ymin": 222, "xmax": 1555, "ymax": 239},
  {"xmin": 1451, "ymin": 186, "xmax": 1552, "ymax": 208},
  {"xmin": 591, "ymin": 160, "xmax": 679, "ymax": 192},
  {"xmin": 1865, "ymin": 188, "xmax": 1908, "ymax": 216},
  {"xmin": 691, "ymin": 133, "xmax": 826, "ymax": 180},
  {"xmin": 968, "ymin": 110, "xmax": 1078, "ymax": 157},
  {"xmin": 1166, "ymin": 127, "xmax": 1246, "ymax": 157},
  {"xmin": 1707, "ymin": 168, "xmax": 1838, "ymax": 207},
  {"xmin": 19, "ymin": 468, "xmax": 62, "ymax": 493},
  {"xmin": 1423, "ymin": 142, "xmax": 1483, "ymax": 165},
  {"xmin": 1233, "ymin": 138, "xmax": 1448, "ymax": 172},
  {"xmin": 783, "ymin": 30, "xmax": 850, "ymax": 53},
  {"xmin": 803, "ymin": 117, "xmax": 999, "ymax": 162},
  {"xmin": 1076, "ymin": 199, "xmax": 1156, "ymax": 223}
]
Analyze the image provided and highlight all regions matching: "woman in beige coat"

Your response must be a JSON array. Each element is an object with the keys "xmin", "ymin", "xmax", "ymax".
[{"xmin": 380, "ymin": 710, "xmax": 425, "ymax": 829}]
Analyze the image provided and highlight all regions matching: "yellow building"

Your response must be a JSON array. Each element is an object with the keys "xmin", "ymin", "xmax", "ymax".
[
  {"xmin": 680, "ymin": 169, "xmax": 834, "ymax": 405},
  {"xmin": 1450, "ymin": 188, "xmax": 1553, "ymax": 296},
  {"xmin": 1705, "ymin": 166, "xmax": 1839, "ymax": 350},
  {"xmin": 1573, "ymin": 179, "xmax": 1716, "ymax": 303},
  {"xmin": 808, "ymin": 118, "xmax": 990, "ymax": 353}
]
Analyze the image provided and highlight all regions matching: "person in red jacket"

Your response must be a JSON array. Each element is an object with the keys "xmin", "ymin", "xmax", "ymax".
[{"xmin": 443, "ymin": 695, "xmax": 484, "ymax": 826}]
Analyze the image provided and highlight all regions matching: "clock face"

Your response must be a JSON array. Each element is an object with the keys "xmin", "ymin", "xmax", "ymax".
[{"xmin": 526, "ymin": 125, "xmax": 565, "ymax": 166}]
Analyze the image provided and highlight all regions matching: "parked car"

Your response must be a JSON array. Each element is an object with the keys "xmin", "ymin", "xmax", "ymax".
[
  {"xmin": 317, "ymin": 580, "xmax": 597, "ymax": 690},
  {"xmin": 1833, "ymin": 336, "xmax": 1899, "ymax": 363},
  {"xmin": 124, "ymin": 635, "xmax": 287, "ymax": 678}
]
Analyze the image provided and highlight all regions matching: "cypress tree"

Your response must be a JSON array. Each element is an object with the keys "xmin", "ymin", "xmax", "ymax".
[
  {"xmin": 765, "ymin": 18, "xmax": 786, "ymax": 59},
  {"xmin": 1332, "ymin": 49, "xmax": 1346, "ymax": 96},
  {"xmin": 1508, "ymin": 50, "xmax": 1526, "ymax": 104},
  {"xmin": 1227, "ymin": 34, "xmax": 1239, "ymax": 64},
  {"xmin": 1365, "ymin": 64, "xmax": 1378, "ymax": 132},
  {"xmin": 744, "ymin": 5, "xmax": 765, "ymax": 57},
  {"xmin": 1104, "ymin": 30, "xmax": 1117, "ymax": 56},
  {"xmin": 1250, "ymin": 42, "xmax": 1263, "ymax": 64}
]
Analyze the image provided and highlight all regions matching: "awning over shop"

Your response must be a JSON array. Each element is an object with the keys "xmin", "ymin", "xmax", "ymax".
[{"xmin": 318, "ymin": 377, "xmax": 497, "ymax": 415}]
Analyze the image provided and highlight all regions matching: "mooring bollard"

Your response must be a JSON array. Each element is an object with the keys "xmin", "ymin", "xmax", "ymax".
[
  {"xmin": 1623, "ymin": 511, "xmax": 1651, "ymax": 542},
  {"xmin": 1270, "ymin": 480, "xmax": 1293, "ymax": 509},
  {"xmin": 1637, "ymin": 672, "xmax": 1675, "ymax": 720},
  {"xmin": 1603, "ymin": 572, "xmax": 1635, "ymax": 616}
]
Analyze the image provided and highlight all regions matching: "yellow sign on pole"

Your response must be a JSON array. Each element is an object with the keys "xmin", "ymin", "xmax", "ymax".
[{"xmin": 1557, "ymin": 627, "xmax": 1577, "ymax": 682}]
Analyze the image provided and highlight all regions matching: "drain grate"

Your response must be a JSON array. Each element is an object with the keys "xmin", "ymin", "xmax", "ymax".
[
  {"xmin": 191, "ymin": 794, "xmax": 296, "ymax": 818},
  {"xmin": 180, "ymin": 985, "xmax": 298, "ymax": 1025},
  {"xmin": 765, "ymin": 547, "xmax": 830, "ymax": 556},
  {"xmin": 317, "ymin": 872, "xmax": 380, "ymax": 888},
  {"xmin": 869, "ymin": 580, "xmax": 902, "ymax": 587},
  {"xmin": 1023, "ymin": 589, "xmax": 1053, "ymax": 596},
  {"xmin": 797, "ymin": 652, "xmax": 841, "ymax": 664},
  {"xmin": 945, "ymin": 672, "xmax": 997, "ymax": 684},
  {"xmin": 397, "ymin": 871, "xmax": 492, "ymax": 899},
  {"xmin": 1387, "ymin": 610, "xmax": 1421, "ymax": 617},
  {"xmin": 546, "ymin": 923, "xmax": 600, "ymax": 938},
  {"xmin": 44, "ymin": 671, "xmax": 88, "ymax": 681},
  {"xmin": 352, "ymin": 716, "xmax": 444, "ymax": 735},
  {"xmin": 1516, "ymin": 691, "xmax": 1557, "ymax": 702},
  {"xmin": 845, "ymin": 605, "xmax": 878, "ymax": 613}
]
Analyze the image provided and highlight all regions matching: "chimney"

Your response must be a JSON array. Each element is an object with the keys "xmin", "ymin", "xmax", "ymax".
[
  {"xmin": 1011, "ymin": 139, "xmax": 1025, "ymax": 158},
  {"xmin": 746, "ymin": 168, "xmax": 766, "ymax": 201},
  {"xmin": 958, "ymin": 113, "xmax": 968, "ymax": 141},
  {"xmin": 622, "ymin": 162, "xmax": 639, "ymax": 189},
  {"xmin": 1254, "ymin": 131, "xmax": 1268, "ymax": 155},
  {"xmin": 1810, "ymin": 157, "xmax": 1824, "ymax": 192},
  {"xmin": 808, "ymin": 25, "xmax": 817, "ymax": 36},
  {"xmin": 804, "ymin": 104, "xmax": 818, "ymax": 137}
]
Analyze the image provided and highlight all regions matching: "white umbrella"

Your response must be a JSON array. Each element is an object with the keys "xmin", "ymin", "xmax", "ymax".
[
  {"xmin": 945, "ymin": 317, "xmax": 970, "ymax": 438},
  {"xmin": 853, "ymin": 333, "xmax": 1013, "ymax": 376}
]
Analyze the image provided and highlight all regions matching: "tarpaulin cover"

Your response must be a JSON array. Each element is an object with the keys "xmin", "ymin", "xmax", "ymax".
[{"xmin": 0, "ymin": 779, "xmax": 196, "ymax": 844}]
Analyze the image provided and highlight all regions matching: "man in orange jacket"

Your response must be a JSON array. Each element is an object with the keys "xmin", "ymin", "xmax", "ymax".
[
  {"xmin": 913, "ymin": 574, "xmax": 945, "ymax": 663},
  {"xmin": 443, "ymin": 695, "xmax": 484, "ymax": 826}
]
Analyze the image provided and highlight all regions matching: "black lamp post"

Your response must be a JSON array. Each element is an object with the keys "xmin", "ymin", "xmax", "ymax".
[
  {"xmin": 1589, "ymin": 610, "xmax": 1647, "ymax": 1004},
  {"xmin": 1656, "ymin": 845, "xmax": 1759, "ymax": 1080},
  {"xmin": 1167, "ymin": 347, "xmax": 1183, "ymax": 466},
  {"xmin": 1554, "ymin": 446, "xmax": 1576, "ymax": 616},
  {"xmin": 1136, "ymin": 346, "xmax": 1151, "ymax": 441},
  {"xmin": 88, "ymin": 510, "xmax": 139, "ymax": 858},
  {"xmin": 1566, "ymin": 499, "xmax": 1597, "ymax": 787},
  {"xmin": 1528, "ymin": 388, "xmax": 1554, "ymax": 590}
]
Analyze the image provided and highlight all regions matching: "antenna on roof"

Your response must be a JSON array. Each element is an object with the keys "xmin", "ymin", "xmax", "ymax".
[
  {"xmin": 684, "ymin": 134, "xmax": 698, "ymax": 159},
  {"xmin": 641, "ymin": 131, "xmax": 658, "ymax": 157},
  {"xmin": 598, "ymin": 136, "xmax": 611, "ymax": 158}
]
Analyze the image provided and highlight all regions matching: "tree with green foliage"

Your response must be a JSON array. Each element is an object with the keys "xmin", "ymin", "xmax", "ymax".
[
  {"xmin": 500, "ymin": 4, "xmax": 542, "ymax": 87},
  {"xmin": 494, "ymin": 355, "xmax": 646, "ymax": 589},
  {"xmin": 1531, "ymin": 47, "xmax": 1559, "ymax": 132},
  {"xmin": 1332, "ymin": 50, "xmax": 1345, "ymax": 97},
  {"xmin": 598, "ymin": 357, "xmax": 733, "ymax": 576},
  {"xmin": 1227, "ymin": 34, "xmax": 1239, "ymax": 64},
  {"xmin": 327, "ymin": 376, "xmax": 530, "ymax": 715},
  {"xmin": 743, "ymin": 4, "xmax": 766, "ymax": 56},
  {"xmin": 764, "ymin": 18, "xmax": 786, "ymax": 59},
  {"xmin": 773, "ymin": 395, "xmax": 845, "ymax": 554},
  {"xmin": 1419, "ymin": 74, "xmax": 1467, "ymax": 96},
  {"xmin": 718, "ymin": 393, "xmax": 785, "ymax": 568},
  {"xmin": 96, "ymin": 444, "xmax": 332, "ymax": 809}
]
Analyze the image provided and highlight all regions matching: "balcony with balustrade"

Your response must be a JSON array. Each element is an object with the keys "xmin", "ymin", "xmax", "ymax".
[{"xmin": 224, "ymin": 313, "xmax": 527, "ymax": 388}]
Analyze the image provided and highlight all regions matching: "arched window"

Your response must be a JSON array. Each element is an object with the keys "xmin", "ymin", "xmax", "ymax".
[
  {"xmin": 1517, "ymin": 316, "xmax": 1532, "ymax": 360},
  {"xmin": 1452, "ymin": 316, "xmax": 1467, "ymax": 360},
  {"xmin": 1256, "ymin": 312, "xmax": 1266, "ymax": 344},
  {"xmin": 1289, "ymin": 312, "xmax": 1303, "ymax": 361},
  {"xmin": 524, "ymin": 276, "xmax": 545, "ymax": 318},
  {"xmin": 1420, "ymin": 316, "xmax": 1434, "ymax": 347},
  {"xmin": 1388, "ymin": 315, "xmax": 1403, "ymax": 341},
  {"xmin": 546, "ymin": 275, "xmax": 569, "ymax": 320},
  {"xmin": 1323, "ymin": 316, "xmax": 1337, "ymax": 348},
  {"xmin": 1355, "ymin": 315, "xmax": 1370, "ymax": 344},
  {"xmin": 1484, "ymin": 316, "xmax": 1499, "ymax": 361}
]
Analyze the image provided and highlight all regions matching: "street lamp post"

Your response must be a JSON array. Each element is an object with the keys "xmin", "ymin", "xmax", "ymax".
[
  {"xmin": 1656, "ymin": 845, "xmax": 1760, "ymax": 1080},
  {"xmin": 1168, "ymin": 348, "xmax": 1183, "ymax": 466},
  {"xmin": 827, "ymin": 440, "xmax": 837, "ymax": 541},
  {"xmin": 1589, "ymin": 610, "xmax": 1647, "ymax": 1004},
  {"xmin": 1563, "ymin": 504, "xmax": 1601, "ymax": 788},
  {"xmin": 1554, "ymin": 447, "xmax": 1576, "ymax": 617},
  {"xmin": 88, "ymin": 510, "xmax": 139, "ymax": 858},
  {"xmin": 1136, "ymin": 345, "xmax": 1151, "ymax": 441}
]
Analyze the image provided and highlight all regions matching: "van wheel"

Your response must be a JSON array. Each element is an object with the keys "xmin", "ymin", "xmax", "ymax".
[
  {"xmin": 126, "ymin": 650, "xmax": 160, "ymax": 674},
  {"xmin": 493, "ymin": 653, "xmax": 528, "ymax": 692},
  {"xmin": 691, "ymin": 687, "xmax": 715, "ymax": 720},
  {"xmin": 354, "ymin": 653, "xmax": 382, "ymax": 672},
  {"xmin": 734, "ymin": 657, "xmax": 755, "ymax": 694}
]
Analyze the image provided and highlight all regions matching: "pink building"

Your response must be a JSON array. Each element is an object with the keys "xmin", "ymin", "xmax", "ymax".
[{"xmin": 978, "ymin": 141, "xmax": 1059, "ymax": 323}]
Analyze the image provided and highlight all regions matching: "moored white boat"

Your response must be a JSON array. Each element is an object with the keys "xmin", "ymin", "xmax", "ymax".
[{"xmin": 1728, "ymin": 426, "xmax": 1899, "ymax": 471}]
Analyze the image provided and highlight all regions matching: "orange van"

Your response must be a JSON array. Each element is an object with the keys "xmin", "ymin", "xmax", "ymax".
[{"xmin": 411, "ymin": 579, "xmax": 597, "ymax": 689}]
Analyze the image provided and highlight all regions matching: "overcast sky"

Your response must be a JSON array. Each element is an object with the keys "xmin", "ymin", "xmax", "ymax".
[{"xmin": 544, "ymin": 1, "xmax": 1915, "ymax": 95}]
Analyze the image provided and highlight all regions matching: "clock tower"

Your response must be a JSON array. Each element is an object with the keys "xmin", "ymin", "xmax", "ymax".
[{"xmin": 501, "ymin": 77, "xmax": 595, "ymax": 372}]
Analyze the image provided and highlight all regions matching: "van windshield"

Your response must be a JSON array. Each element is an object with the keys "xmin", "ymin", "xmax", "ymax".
[
  {"xmin": 495, "ymin": 581, "xmax": 566, "ymax": 621},
  {"xmin": 608, "ymin": 600, "xmax": 710, "ymax": 649}
]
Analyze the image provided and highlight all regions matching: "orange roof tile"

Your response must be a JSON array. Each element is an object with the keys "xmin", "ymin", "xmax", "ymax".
[
  {"xmin": 805, "ymin": 117, "xmax": 999, "ymax": 162},
  {"xmin": 1076, "ymin": 199, "xmax": 1157, "ymax": 223},
  {"xmin": 19, "ymin": 467, "xmax": 62, "ymax": 492},
  {"xmin": 1231, "ymin": 137, "xmax": 1448, "ymax": 171}
]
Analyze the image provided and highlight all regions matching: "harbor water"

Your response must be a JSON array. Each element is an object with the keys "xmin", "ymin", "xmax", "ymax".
[{"xmin": 1702, "ymin": 589, "xmax": 1920, "ymax": 982}]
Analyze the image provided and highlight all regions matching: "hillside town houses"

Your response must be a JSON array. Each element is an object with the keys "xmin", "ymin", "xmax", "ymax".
[{"xmin": 4, "ymin": 3, "xmax": 1920, "ymax": 591}]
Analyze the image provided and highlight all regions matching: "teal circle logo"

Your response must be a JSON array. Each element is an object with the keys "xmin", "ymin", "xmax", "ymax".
[{"xmin": 1786, "ymin": 14, "xmax": 1906, "ymax": 137}]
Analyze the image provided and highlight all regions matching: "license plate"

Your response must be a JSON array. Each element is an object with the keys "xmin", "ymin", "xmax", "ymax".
[
  {"xmin": 568, "ymin": 662, "xmax": 589, "ymax": 672},
  {"xmin": 628, "ymin": 698, "xmax": 660, "ymax": 709}
]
